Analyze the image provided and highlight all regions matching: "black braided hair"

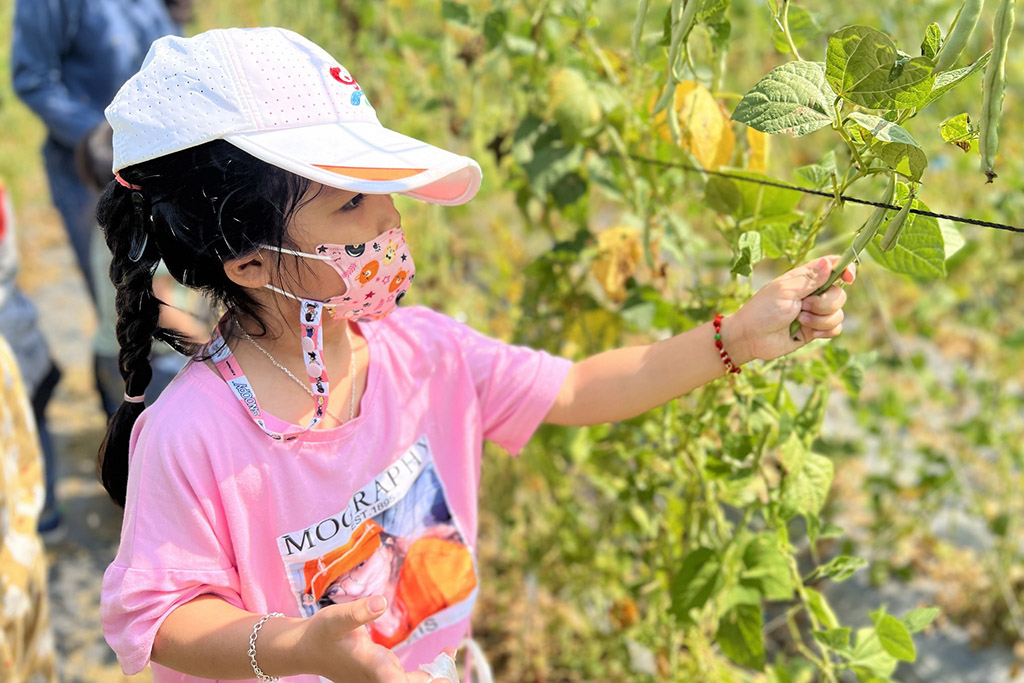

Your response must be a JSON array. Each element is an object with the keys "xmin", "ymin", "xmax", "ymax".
[{"xmin": 96, "ymin": 140, "xmax": 311, "ymax": 507}]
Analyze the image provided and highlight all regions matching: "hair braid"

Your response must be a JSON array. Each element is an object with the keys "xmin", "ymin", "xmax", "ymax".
[{"xmin": 96, "ymin": 182, "xmax": 164, "ymax": 507}]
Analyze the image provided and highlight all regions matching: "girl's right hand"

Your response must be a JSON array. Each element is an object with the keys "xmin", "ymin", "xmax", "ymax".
[{"xmin": 300, "ymin": 596, "xmax": 448, "ymax": 682}]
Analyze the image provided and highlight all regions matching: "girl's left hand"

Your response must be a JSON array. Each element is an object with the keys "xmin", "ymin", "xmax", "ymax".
[{"xmin": 725, "ymin": 256, "xmax": 856, "ymax": 364}]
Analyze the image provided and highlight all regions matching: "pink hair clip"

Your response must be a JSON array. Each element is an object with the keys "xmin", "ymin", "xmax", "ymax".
[{"xmin": 115, "ymin": 171, "xmax": 143, "ymax": 191}]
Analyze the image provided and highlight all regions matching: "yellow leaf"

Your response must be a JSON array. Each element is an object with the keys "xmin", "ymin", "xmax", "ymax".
[
  {"xmin": 651, "ymin": 81, "xmax": 698, "ymax": 141},
  {"xmin": 677, "ymin": 83, "xmax": 735, "ymax": 169},
  {"xmin": 591, "ymin": 226, "xmax": 643, "ymax": 302},
  {"xmin": 746, "ymin": 128, "xmax": 770, "ymax": 173}
]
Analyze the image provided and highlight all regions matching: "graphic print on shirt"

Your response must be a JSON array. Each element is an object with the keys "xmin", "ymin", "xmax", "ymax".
[{"xmin": 277, "ymin": 436, "xmax": 478, "ymax": 650}]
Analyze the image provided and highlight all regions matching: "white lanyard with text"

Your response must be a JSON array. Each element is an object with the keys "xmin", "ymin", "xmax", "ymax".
[{"xmin": 210, "ymin": 300, "xmax": 332, "ymax": 442}]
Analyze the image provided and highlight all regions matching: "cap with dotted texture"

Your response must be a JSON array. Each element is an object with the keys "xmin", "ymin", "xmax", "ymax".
[{"xmin": 106, "ymin": 27, "xmax": 481, "ymax": 205}]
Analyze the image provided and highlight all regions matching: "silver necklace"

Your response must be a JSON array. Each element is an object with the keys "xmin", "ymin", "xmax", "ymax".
[{"xmin": 233, "ymin": 317, "xmax": 357, "ymax": 423}]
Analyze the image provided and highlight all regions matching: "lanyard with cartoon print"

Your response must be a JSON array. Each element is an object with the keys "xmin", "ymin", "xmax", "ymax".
[{"xmin": 209, "ymin": 299, "xmax": 332, "ymax": 442}]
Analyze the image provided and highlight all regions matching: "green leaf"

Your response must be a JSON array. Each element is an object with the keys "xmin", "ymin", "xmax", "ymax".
[
  {"xmin": 781, "ymin": 452, "xmax": 833, "ymax": 518},
  {"xmin": 921, "ymin": 50, "xmax": 990, "ymax": 107},
  {"xmin": 514, "ymin": 118, "xmax": 586, "ymax": 198},
  {"xmin": 731, "ymin": 231, "xmax": 763, "ymax": 276},
  {"xmin": 441, "ymin": 0, "xmax": 471, "ymax": 24},
  {"xmin": 847, "ymin": 112, "xmax": 928, "ymax": 180},
  {"xmin": 874, "ymin": 613, "xmax": 916, "ymax": 661},
  {"xmin": 716, "ymin": 604, "xmax": 766, "ymax": 671},
  {"xmin": 825, "ymin": 26, "xmax": 935, "ymax": 109},
  {"xmin": 808, "ymin": 554, "xmax": 867, "ymax": 582},
  {"xmin": 722, "ymin": 583, "xmax": 763, "ymax": 610},
  {"xmin": 732, "ymin": 61, "xmax": 838, "ymax": 137},
  {"xmin": 841, "ymin": 361, "xmax": 866, "ymax": 398},
  {"xmin": 847, "ymin": 112, "xmax": 920, "ymax": 145},
  {"xmin": 705, "ymin": 176, "xmax": 743, "ymax": 215},
  {"xmin": 875, "ymin": 142, "xmax": 928, "ymax": 181},
  {"xmin": 902, "ymin": 607, "xmax": 940, "ymax": 633},
  {"xmin": 670, "ymin": 547, "xmax": 724, "ymax": 626},
  {"xmin": 772, "ymin": 5, "xmax": 821, "ymax": 54},
  {"xmin": 742, "ymin": 534, "xmax": 795, "ymax": 601},
  {"xmin": 551, "ymin": 172, "xmax": 587, "ymax": 208},
  {"xmin": 750, "ymin": 215, "xmax": 799, "ymax": 259},
  {"xmin": 939, "ymin": 112, "xmax": 977, "ymax": 152},
  {"xmin": 806, "ymin": 588, "xmax": 840, "ymax": 629},
  {"xmin": 483, "ymin": 10, "xmax": 508, "ymax": 49},
  {"xmin": 698, "ymin": 0, "xmax": 731, "ymax": 22},
  {"xmin": 813, "ymin": 627, "xmax": 852, "ymax": 653},
  {"xmin": 848, "ymin": 628, "xmax": 899, "ymax": 679},
  {"xmin": 939, "ymin": 220, "xmax": 965, "ymax": 259},
  {"xmin": 795, "ymin": 150, "xmax": 837, "ymax": 189},
  {"xmin": 868, "ymin": 190, "xmax": 947, "ymax": 279},
  {"xmin": 727, "ymin": 170, "xmax": 803, "ymax": 218},
  {"xmin": 921, "ymin": 23, "xmax": 942, "ymax": 59},
  {"xmin": 778, "ymin": 435, "xmax": 807, "ymax": 474}
]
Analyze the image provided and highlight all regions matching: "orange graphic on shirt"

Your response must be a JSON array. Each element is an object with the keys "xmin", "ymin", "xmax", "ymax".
[{"xmin": 307, "ymin": 522, "xmax": 476, "ymax": 649}]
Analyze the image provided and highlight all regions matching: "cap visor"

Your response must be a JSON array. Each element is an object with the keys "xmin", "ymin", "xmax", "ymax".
[{"xmin": 225, "ymin": 122, "xmax": 481, "ymax": 205}]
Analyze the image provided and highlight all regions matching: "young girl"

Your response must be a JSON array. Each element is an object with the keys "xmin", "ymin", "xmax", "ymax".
[{"xmin": 98, "ymin": 27, "xmax": 854, "ymax": 683}]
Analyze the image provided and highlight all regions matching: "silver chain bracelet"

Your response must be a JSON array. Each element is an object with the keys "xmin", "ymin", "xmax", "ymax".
[{"xmin": 247, "ymin": 612, "xmax": 284, "ymax": 682}]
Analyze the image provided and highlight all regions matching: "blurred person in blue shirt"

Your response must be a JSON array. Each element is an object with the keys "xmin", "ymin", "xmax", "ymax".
[{"xmin": 11, "ymin": 0, "xmax": 190, "ymax": 417}]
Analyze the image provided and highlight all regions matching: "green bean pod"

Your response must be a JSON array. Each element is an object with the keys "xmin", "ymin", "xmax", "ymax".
[
  {"xmin": 934, "ymin": 0, "xmax": 985, "ymax": 72},
  {"xmin": 632, "ymin": 0, "xmax": 651, "ymax": 57},
  {"xmin": 879, "ymin": 187, "xmax": 917, "ymax": 252},
  {"xmin": 979, "ymin": 0, "xmax": 1015, "ymax": 183},
  {"xmin": 788, "ymin": 176, "xmax": 896, "ymax": 339}
]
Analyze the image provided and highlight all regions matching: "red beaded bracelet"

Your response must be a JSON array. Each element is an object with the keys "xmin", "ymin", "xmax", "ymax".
[{"xmin": 713, "ymin": 314, "xmax": 742, "ymax": 374}]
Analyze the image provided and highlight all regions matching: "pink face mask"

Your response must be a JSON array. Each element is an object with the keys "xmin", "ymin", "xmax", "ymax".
[{"xmin": 263, "ymin": 225, "xmax": 415, "ymax": 322}]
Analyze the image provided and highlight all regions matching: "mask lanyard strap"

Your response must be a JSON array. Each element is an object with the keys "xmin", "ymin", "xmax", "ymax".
[{"xmin": 208, "ymin": 303, "xmax": 333, "ymax": 440}]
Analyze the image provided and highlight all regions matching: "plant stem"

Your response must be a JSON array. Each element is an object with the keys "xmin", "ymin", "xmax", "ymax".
[
  {"xmin": 779, "ymin": 0, "xmax": 803, "ymax": 60},
  {"xmin": 791, "ymin": 167, "xmax": 865, "ymax": 265}
]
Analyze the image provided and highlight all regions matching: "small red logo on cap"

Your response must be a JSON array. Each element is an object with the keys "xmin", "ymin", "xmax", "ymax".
[{"xmin": 329, "ymin": 66, "xmax": 358, "ymax": 88}]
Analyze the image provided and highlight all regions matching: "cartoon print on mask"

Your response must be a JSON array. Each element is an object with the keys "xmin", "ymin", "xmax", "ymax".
[
  {"xmin": 260, "ymin": 226, "xmax": 412, "ymax": 322},
  {"xmin": 357, "ymin": 261, "xmax": 380, "ymax": 285},
  {"xmin": 389, "ymin": 269, "xmax": 408, "ymax": 293},
  {"xmin": 305, "ymin": 303, "xmax": 317, "ymax": 323}
]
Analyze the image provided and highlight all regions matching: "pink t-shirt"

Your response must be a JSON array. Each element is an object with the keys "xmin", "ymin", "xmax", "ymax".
[{"xmin": 101, "ymin": 306, "xmax": 571, "ymax": 682}]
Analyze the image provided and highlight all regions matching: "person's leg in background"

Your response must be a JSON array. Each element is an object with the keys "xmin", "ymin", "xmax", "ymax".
[
  {"xmin": 90, "ymin": 225, "xmax": 127, "ymax": 417},
  {"xmin": 45, "ymin": 143, "xmax": 125, "ymax": 416},
  {"xmin": 42, "ymin": 142, "xmax": 98, "ymax": 303},
  {"xmin": 31, "ymin": 362, "xmax": 62, "ymax": 532}
]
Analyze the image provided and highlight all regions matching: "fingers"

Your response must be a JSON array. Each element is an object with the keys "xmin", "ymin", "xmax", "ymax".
[
  {"xmin": 320, "ymin": 595, "xmax": 389, "ymax": 633},
  {"xmin": 801, "ymin": 286, "xmax": 847, "ymax": 315},
  {"xmin": 796, "ymin": 309, "xmax": 844, "ymax": 332},
  {"xmin": 781, "ymin": 256, "xmax": 833, "ymax": 297}
]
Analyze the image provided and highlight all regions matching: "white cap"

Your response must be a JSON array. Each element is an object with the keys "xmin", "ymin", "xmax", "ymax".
[{"xmin": 106, "ymin": 27, "xmax": 481, "ymax": 206}]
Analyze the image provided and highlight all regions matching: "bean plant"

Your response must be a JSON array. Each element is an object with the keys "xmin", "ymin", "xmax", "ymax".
[{"xmin": 439, "ymin": 0, "xmax": 1007, "ymax": 680}]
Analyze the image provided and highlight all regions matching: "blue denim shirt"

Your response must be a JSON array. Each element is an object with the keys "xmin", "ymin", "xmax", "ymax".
[{"xmin": 12, "ymin": 0, "xmax": 179, "ymax": 151}]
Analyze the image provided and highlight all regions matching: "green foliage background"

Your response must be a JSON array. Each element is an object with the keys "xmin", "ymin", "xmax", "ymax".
[{"xmin": 3, "ymin": 0, "xmax": 1024, "ymax": 681}]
